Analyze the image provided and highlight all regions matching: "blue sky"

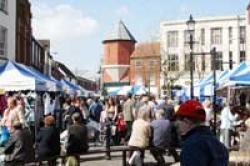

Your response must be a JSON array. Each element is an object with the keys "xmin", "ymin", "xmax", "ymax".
[{"xmin": 30, "ymin": 0, "xmax": 249, "ymax": 74}]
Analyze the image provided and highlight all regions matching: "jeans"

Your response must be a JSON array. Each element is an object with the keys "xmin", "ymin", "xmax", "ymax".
[{"xmin": 220, "ymin": 129, "xmax": 231, "ymax": 148}]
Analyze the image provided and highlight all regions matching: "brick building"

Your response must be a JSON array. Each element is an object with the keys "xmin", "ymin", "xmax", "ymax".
[
  {"xmin": 16, "ymin": 0, "xmax": 32, "ymax": 66},
  {"xmin": 130, "ymin": 42, "xmax": 161, "ymax": 96},
  {"xmin": 102, "ymin": 20, "xmax": 136, "ymax": 90}
]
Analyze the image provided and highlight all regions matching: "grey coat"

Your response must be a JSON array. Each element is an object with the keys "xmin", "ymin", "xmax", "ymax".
[{"xmin": 4, "ymin": 128, "xmax": 35, "ymax": 163}]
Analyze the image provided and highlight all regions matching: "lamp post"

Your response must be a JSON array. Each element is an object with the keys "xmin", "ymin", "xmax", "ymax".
[
  {"xmin": 186, "ymin": 15, "xmax": 196, "ymax": 99},
  {"xmin": 211, "ymin": 47, "xmax": 217, "ymax": 135},
  {"xmin": 147, "ymin": 65, "xmax": 151, "ymax": 96}
]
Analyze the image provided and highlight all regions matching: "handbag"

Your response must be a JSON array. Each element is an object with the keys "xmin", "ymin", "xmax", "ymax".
[{"xmin": 0, "ymin": 126, "xmax": 10, "ymax": 146}]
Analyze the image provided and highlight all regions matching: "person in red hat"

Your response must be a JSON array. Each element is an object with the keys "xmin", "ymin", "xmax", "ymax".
[{"xmin": 175, "ymin": 100, "xmax": 228, "ymax": 166}]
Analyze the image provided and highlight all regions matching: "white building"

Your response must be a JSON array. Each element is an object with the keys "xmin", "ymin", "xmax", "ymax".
[
  {"xmin": 160, "ymin": 12, "xmax": 248, "ymax": 90},
  {"xmin": 0, "ymin": 0, "xmax": 16, "ymax": 61}
]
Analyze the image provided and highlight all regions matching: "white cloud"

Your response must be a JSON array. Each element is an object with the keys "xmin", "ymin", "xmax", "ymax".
[
  {"xmin": 32, "ymin": 4, "xmax": 98, "ymax": 44},
  {"xmin": 115, "ymin": 6, "xmax": 130, "ymax": 17}
]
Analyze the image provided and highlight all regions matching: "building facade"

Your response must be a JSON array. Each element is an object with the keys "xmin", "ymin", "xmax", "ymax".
[
  {"xmin": 0, "ymin": 0, "xmax": 16, "ymax": 61},
  {"xmin": 160, "ymin": 14, "xmax": 247, "ymax": 92},
  {"xmin": 31, "ymin": 37, "xmax": 45, "ymax": 72},
  {"xmin": 130, "ymin": 42, "xmax": 161, "ymax": 96},
  {"xmin": 38, "ymin": 40, "xmax": 51, "ymax": 75},
  {"xmin": 77, "ymin": 76, "xmax": 97, "ymax": 92},
  {"xmin": 16, "ymin": 0, "xmax": 32, "ymax": 66},
  {"xmin": 102, "ymin": 20, "xmax": 136, "ymax": 91}
]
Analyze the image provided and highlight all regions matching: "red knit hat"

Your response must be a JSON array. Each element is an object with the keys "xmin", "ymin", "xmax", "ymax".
[{"xmin": 176, "ymin": 100, "xmax": 206, "ymax": 121}]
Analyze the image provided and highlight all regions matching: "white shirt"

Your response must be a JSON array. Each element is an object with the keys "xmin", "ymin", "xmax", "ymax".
[
  {"xmin": 204, "ymin": 107, "xmax": 212, "ymax": 126},
  {"xmin": 220, "ymin": 106, "xmax": 238, "ymax": 130},
  {"xmin": 44, "ymin": 93, "xmax": 55, "ymax": 115}
]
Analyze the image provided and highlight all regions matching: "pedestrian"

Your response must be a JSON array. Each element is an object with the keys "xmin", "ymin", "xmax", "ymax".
[
  {"xmin": 1, "ymin": 97, "xmax": 26, "ymax": 133},
  {"xmin": 105, "ymin": 97, "xmax": 118, "ymax": 122},
  {"xmin": 203, "ymin": 100, "xmax": 213, "ymax": 127},
  {"xmin": 64, "ymin": 98, "xmax": 84, "ymax": 128},
  {"xmin": 36, "ymin": 116, "xmax": 60, "ymax": 166},
  {"xmin": 1, "ymin": 122, "xmax": 34, "ymax": 166},
  {"xmin": 136, "ymin": 95, "xmax": 153, "ymax": 121},
  {"xmin": 175, "ymin": 100, "xmax": 229, "ymax": 166},
  {"xmin": 150, "ymin": 109, "xmax": 170, "ymax": 166},
  {"xmin": 65, "ymin": 112, "xmax": 89, "ymax": 166},
  {"xmin": 128, "ymin": 106, "xmax": 151, "ymax": 166},
  {"xmin": 123, "ymin": 93, "xmax": 134, "ymax": 142},
  {"xmin": 220, "ymin": 103, "xmax": 238, "ymax": 148},
  {"xmin": 164, "ymin": 98, "xmax": 175, "ymax": 121},
  {"xmin": 79, "ymin": 98, "xmax": 89, "ymax": 122},
  {"xmin": 150, "ymin": 109, "xmax": 180, "ymax": 165},
  {"xmin": 115, "ymin": 112, "xmax": 127, "ymax": 144}
]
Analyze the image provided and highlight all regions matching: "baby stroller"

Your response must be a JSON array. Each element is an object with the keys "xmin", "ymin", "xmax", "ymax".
[
  {"xmin": 99, "ymin": 118, "xmax": 117, "ymax": 146},
  {"xmin": 99, "ymin": 121, "xmax": 106, "ymax": 145}
]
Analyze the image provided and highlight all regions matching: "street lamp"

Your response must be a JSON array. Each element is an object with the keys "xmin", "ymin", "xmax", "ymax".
[
  {"xmin": 148, "ymin": 66, "xmax": 151, "ymax": 96},
  {"xmin": 211, "ymin": 47, "xmax": 217, "ymax": 135},
  {"xmin": 186, "ymin": 14, "xmax": 196, "ymax": 99}
]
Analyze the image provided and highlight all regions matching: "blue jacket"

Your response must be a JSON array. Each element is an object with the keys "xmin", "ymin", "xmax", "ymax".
[{"xmin": 181, "ymin": 126, "xmax": 228, "ymax": 166}]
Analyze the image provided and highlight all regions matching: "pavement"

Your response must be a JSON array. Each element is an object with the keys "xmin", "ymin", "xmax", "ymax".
[
  {"xmin": 78, "ymin": 150, "xmax": 177, "ymax": 166},
  {"xmin": 0, "ymin": 144, "xmax": 179, "ymax": 166}
]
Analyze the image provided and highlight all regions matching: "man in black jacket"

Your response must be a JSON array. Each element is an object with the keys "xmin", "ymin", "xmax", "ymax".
[
  {"xmin": 66, "ymin": 112, "xmax": 89, "ymax": 154},
  {"xmin": 65, "ymin": 112, "xmax": 89, "ymax": 166}
]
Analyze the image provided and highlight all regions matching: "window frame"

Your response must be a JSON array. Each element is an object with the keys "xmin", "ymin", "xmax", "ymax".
[
  {"xmin": 0, "ymin": 25, "xmax": 7, "ymax": 57},
  {"xmin": 240, "ymin": 51, "xmax": 246, "ymax": 62},
  {"xmin": 168, "ymin": 54, "xmax": 179, "ymax": 71},
  {"xmin": 0, "ymin": 0, "xmax": 8, "ymax": 14},
  {"xmin": 200, "ymin": 28, "xmax": 205, "ymax": 45},
  {"xmin": 229, "ymin": 27, "xmax": 233, "ymax": 44},
  {"xmin": 211, "ymin": 28, "xmax": 222, "ymax": 45},
  {"xmin": 211, "ymin": 52, "xmax": 223, "ymax": 70},
  {"xmin": 239, "ymin": 26, "xmax": 246, "ymax": 44},
  {"xmin": 167, "ymin": 31, "xmax": 178, "ymax": 48}
]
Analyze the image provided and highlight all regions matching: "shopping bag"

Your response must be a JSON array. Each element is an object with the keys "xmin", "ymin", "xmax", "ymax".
[{"xmin": 0, "ymin": 126, "xmax": 10, "ymax": 146}]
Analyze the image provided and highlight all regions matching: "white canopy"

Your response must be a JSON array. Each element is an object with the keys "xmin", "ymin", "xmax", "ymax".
[{"xmin": 0, "ymin": 61, "xmax": 46, "ymax": 91}]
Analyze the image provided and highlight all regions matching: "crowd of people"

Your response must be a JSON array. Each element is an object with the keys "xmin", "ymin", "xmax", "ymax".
[{"xmin": 2, "ymin": 91, "xmax": 250, "ymax": 165}]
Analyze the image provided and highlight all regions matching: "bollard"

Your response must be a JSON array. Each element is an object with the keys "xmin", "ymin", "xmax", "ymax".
[{"xmin": 105, "ymin": 119, "xmax": 111, "ymax": 160}]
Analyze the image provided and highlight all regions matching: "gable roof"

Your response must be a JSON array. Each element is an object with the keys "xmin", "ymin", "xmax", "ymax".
[
  {"xmin": 103, "ymin": 20, "xmax": 136, "ymax": 43},
  {"xmin": 131, "ymin": 42, "xmax": 160, "ymax": 58}
]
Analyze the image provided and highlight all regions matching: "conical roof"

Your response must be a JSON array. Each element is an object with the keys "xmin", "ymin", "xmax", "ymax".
[
  {"xmin": 103, "ymin": 20, "xmax": 136, "ymax": 43},
  {"xmin": 247, "ymin": 1, "xmax": 250, "ymax": 9}
]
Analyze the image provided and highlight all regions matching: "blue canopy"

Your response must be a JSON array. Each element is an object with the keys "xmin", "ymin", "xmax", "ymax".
[
  {"xmin": 199, "ymin": 70, "xmax": 229, "ymax": 96},
  {"xmin": 218, "ymin": 62, "xmax": 250, "ymax": 88},
  {"xmin": 61, "ymin": 79, "xmax": 82, "ymax": 95},
  {"xmin": 131, "ymin": 85, "xmax": 147, "ymax": 95},
  {"xmin": 17, "ymin": 64, "xmax": 62, "ymax": 92},
  {"xmin": 108, "ymin": 89, "xmax": 120, "ymax": 96},
  {"xmin": 230, "ymin": 64, "xmax": 250, "ymax": 82}
]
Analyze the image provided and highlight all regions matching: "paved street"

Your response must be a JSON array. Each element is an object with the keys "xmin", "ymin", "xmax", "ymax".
[{"xmin": 78, "ymin": 151, "xmax": 177, "ymax": 166}]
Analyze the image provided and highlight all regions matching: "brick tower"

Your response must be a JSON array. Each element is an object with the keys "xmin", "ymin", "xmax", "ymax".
[{"xmin": 102, "ymin": 20, "xmax": 136, "ymax": 90}]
